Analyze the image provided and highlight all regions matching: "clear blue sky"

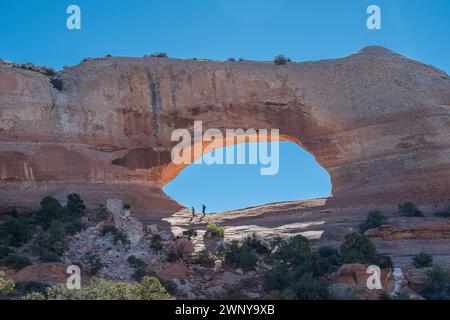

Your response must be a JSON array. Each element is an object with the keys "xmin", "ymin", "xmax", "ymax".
[{"xmin": 1, "ymin": 0, "xmax": 449, "ymax": 212}]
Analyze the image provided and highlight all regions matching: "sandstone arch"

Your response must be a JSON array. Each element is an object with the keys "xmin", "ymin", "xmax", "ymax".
[{"xmin": 1, "ymin": 46, "xmax": 449, "ymax": 217}]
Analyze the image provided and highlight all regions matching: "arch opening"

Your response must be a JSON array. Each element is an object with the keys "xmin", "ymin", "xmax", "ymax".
[{"xmin": 163, "ymin": 141, "xmax": 332, "ymax": 213}]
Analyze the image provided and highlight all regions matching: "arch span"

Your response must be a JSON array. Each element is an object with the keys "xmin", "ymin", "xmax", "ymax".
[{"xmin": 1, "ymin": 46, "xmax": 450, "ymax": 215}]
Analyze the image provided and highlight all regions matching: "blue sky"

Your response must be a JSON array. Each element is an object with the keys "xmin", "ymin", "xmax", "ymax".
[{"xmin": 1, "ymin": 0, "xmax": 450, "ymax": 212}]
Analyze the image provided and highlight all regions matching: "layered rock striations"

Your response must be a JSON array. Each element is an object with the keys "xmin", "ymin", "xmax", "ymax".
[{"xmin": 1, "ymin": 47, "xmax": 450, "ymax": 216}]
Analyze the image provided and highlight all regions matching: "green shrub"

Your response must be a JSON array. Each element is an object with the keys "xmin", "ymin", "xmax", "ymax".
[
  {"xmin": 0, "ymin": 214, "xmax": 36, "ymax": 247},
  {"xmin": 340, "ymin": 233, "xmax": 393, "ymax": 268},
  {"xmin": 434, "ymin": 208, "xmax": 450, "ymax": 218},
  {"xmin": 150, "ymin": 234, "xmax": 163, "ymax": 252},
  {"xmin": 182, "ymin": 229, "xmax": 198, "ymax": 240},
  {"xmin": 100, "ymin": 225, "xmax": 129, "ymax": 246},
  {"xmin": 0, "ymin": 246, "xmax": 13, "ymax": 259},
  {"xmin": 32, "ymin": 221, "xmax": 68, "ymax": 257},
  {"xmin": 65, "ymin": 193, "xmax": 86, "ymax": 216},
  {"xmin": 24, "ymin": 276, "xmax": 173, "ymax": 300},
  {"xmin": 165, "ymin": 248, "xmax": 182, "ymax": 263},
  {"xmin": 263, "ymin": 262, "xmax": 291, "ymax": 291},
  {"xmin": 11, "ymin": 62, "xmax": 56, "ymax": 77},
  {"xmin": 421, "ymin": 266, "xmax": 450, "ymax": 300},
  {"xmin": 273, "ymin": 235, "xmax": 311, "ymax": 266},
  {"xmin": 206, "ymin": 223, "xmax": 225, "ymax": 238},
  {"xmin": 96, "ymin": 207, "xmax": 111, "ymax": 221},
  {"xmin": 318, "ymin": 246, "xmax": 342, "ymax": 266},
  {"xmin": 147, "ymin": 53, "xmax": 168, "ymax": 58},
  {"xmin": 35, "ymin": 196, "xmax": 65, "ymax": 230},
  {"xmin": 38, "ymin": 250, "xmax": 61, "ymax": 263},
  {"xmin": 198, "ymin": 249, "xmax": 215, "ymax": 266},
  {"xmin": 398, "ymin": 202, "xmax": 424, "ymax": 217},
  {"xmin": 132, "ymin": 268, "xmax": 152, "ymax": 282},
  {"xmin": 243, "ymin": 233, "xmax": 270, "ymax": 254},
  {"xmin": 413, "ymin": 252, "xmax": 433, "ymax": 268},
  {"xmin": 83, "ymin": 252, "xmax": 105, "ymax": 275},
  {"xmin": 360, "ymin": 210, "xmax": 388, "ymax": 233},
  {"xmin": 274, "ymin": 54, "xmax": 291, "ymax": 65},
  {"xmin": 227, "ymin": 57, "xmax": 236, "ymax": 62},
  {"xmin": 340, "ymin": 233, "xmax": 377, "ymax": 264},
  {"xmin": 373, "ymin": 254, "xmax": 394, "ymax": 269},
  {"xmin": 0, "ymin": 271, "xmax": 15, "ymax": 297},
  {"xmin": 291, "ymin": 273, "xmax": 330, "ymax": 300},
  {"xmin": 127, "ymin": 256, "xmax": 147, "ymax": 269},
  {"xmin": 14, "ymin": 281, "xmax": 49, "ymax": 297},
  {"xmin": 223, "ymin": 241, "xmax": 259, "ymax": 272},
  {"xmin": 1, "ymin": 254, "xmax": 32, "ymax": 271}
]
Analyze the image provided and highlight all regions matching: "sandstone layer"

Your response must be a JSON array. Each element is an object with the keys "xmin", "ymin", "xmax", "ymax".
[{"xmin": 1, "ymin": 46, "xmax": 450, "ymax": 216}]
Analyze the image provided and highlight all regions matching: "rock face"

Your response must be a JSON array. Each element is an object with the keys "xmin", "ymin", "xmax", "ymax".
[{"xmin": 1, "ymin": 46, "xmax": 450, "ymax": 216}]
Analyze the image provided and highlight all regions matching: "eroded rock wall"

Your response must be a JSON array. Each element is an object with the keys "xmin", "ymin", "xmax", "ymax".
[{"xmin": 1, "ymin": 46, "xmax": 449, "ymax": 215}]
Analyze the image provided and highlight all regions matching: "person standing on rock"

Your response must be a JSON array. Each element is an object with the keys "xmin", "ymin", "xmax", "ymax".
[
  {"xmin": 202, "ymin": 204, "xmax": 206, "ymax": 218},
  {"xmin": 191, "ymin": 207, "xmax": 196, "ymax": 218}
]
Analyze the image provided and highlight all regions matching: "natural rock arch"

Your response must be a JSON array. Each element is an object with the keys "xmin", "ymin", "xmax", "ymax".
[{"xmin": 0, "ymin": 46, "xmax": 449, "ymax": 217}]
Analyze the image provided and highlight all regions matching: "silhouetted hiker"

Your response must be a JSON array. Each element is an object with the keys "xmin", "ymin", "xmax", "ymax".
[
  {"xmin": 202, "ymin": 204, "xmax": 206, "ymax": 217},
  {"xmin": 191, "ymin": 207, "xmax": 196, "ymax": 218}
]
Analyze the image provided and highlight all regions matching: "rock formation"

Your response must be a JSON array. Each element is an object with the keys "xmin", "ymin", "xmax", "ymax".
[{"xmin": 1, "ymin": 46, "xmax": 450, "ymax": 217}]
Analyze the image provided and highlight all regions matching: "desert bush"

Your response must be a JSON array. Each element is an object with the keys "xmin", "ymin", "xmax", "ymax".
[
  {"xmin": 421, "ymin": 266, "xmax": 450, "ymax": 300},
  {"xmin": 11, "ymin": 62, "xmax": 56, "ymax": 77},
  {"xmin": 340, "ymin": 233, "xmax": 377, "ymax": 264},
  {"xmin": 273, "ymin": 235, "xmax": 311, "ymax": 266},
  {"xmin": 32, "ymin": 221, "xmax": 69, "ymax": 258},
  {"xmin": 38, "ymin": 250, "xmax": 61, "ymax": 263},
  {"xmin": 360, "ymin": 210, "xmax": 388, "ymax": 233},
  {"xmin": 100, "ymin": 225, "xmax": 129, "ymax": 246},
  {"xmin": 131, "ymin": 268, "xmax": 153, "ymax": 282},
  {"xmin": 340, "ymin": 233, "xmax": 392, "ymax": 268},
  {"xmin": 146, "ymin": 52, "xmax": 168, "ymax": 58},
  {"xmin": 223, "ymin": 241, "xmax": 259, "ymax": 272},
  {"xmin": 243, "ymin": 233, "xmax": 271, "ymax": 254},
  {"xmin": 206, "ymin": 222, "xmax": 225, "ymax": 238},
  {"xmin": 24, "ymin": 276, "xmax": 173, "ymax": 300},
  {"xmin": 291, "ymin": 272, "xmax": 330, "ymax": 300},
  {"xmin": 182, "ymin": 229, "xmax": 198, "ymax": 240},
  {"xmin": 14, "ymin": 281, "xmax": 49, "ymax": 297},
  {"xmin": 1, "ymin": 254, "xmax": 32, "ymax": 271},
  {"xmin": 263, "ymin": 262, "xmax": 291, "ymax": 291},
  {"xmin": 274, "ymin": 54, "xmax": 291, "ymax": 65},
  {"xmin": 127, "ymin": 255, "xmax": 147, "ymax": 269},
  {"xmin": 227, "ymin": 57, "xmax": 236, "ymax": 62},
  {"xmin": 198, "ymin": 249, "xmax": 215, "ymax": 266},
  {"xmin": 0, "ymin": 271, "xmax": 15, "ymax": 297},
  {"xmin": 398, "ymin": 202, "xmax": 424, "ymax": 217},
  {"xmin": 96, "ymin": 207, "xmax": 112, "ymax": 221},
  {"xmin": 0, "ymin": 246, "xmax": 13, "ymax": 259},
  {"xmin": 150, "ymin": 235, "xmax": 163, "ymax": 252},
  {"xmin": 318, "ymin": 246, "xmax": 342, "ymax": 266},
  {"xmin": 65, "ymin": 193, "xmax": 86, "ymax": 217},
  {"xmin": 83, "ymin": 252, "xmax": 105, "ymax": 275},
  {"xmin": 34, "ymin": 196, "xmax": 65, "ymax": 229},
  {"xmin": 413, "ymin": 252, "xmax": 433, "ymax": 268},
  {"xmin": 165, "ymin": 248, "xmax": 183, "ymax": 263},
  {"xmin": 0, "ymin": 214, "xmax": 36, "ymax": 247},
  {"xmin": 434, "ymin": 207, "xmax": 450, "ymax": 218}
]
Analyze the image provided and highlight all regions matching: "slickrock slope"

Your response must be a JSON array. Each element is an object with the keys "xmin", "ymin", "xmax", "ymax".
[{"xmin": 1, "ymin": 46, "xmax": 450, "ymax": 216}]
